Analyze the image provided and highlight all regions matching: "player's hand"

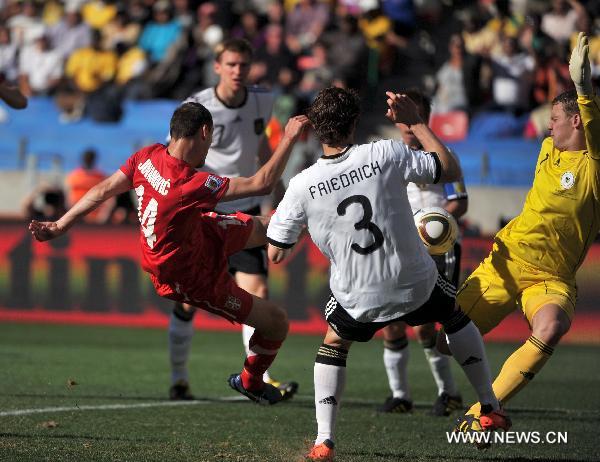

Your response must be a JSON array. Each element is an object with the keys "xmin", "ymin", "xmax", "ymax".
[
  {"xmin": 385, "ymin": 92, "xmax": 423, "ymax": 126},
  {"xmin": 283, "ymin": 115, "xmax": 310, "ymax": 141},
  {"xmin": 28, "ymin": 220, "xmax": 65, "ymax": 242},
  {"xmin": 569, "ymin": 32, "xmax": 593, "ymax": 96}
]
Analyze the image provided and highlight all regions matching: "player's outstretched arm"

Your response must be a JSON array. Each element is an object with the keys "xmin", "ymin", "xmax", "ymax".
[
  {"xmin": 569, "ymin": 32, "xmax": 593, "ymax": 97},
  {"xmin": 385, "ymin": 92, "xmax": 460, "ymax": 183},
  {"xmin": 221, "ymin": 115, "xmax": 309, "ymax": 202},
  {"xmin": 29, "ymin": 170, "xmax": 132, "ymax": 242}
]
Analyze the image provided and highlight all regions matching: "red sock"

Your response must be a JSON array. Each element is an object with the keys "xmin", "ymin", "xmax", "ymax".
[{"xmin": 240, "ymin": 333, "xmax": 283, "ymax": 391}]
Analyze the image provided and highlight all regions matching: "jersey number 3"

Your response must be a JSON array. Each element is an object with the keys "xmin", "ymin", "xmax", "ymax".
[{"xmin": 337, "ymin": 195, "xmax": 384, "ymax": 255}]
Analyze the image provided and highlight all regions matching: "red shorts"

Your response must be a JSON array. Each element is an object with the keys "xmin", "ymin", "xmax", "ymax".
[{"xmin": 151, "ymin": 212, "xmax": 256, "ymax": 323}]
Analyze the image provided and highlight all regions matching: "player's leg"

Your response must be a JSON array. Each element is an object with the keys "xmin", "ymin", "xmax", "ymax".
[
  {"xmin": 308, "ymin": 326, "xmax": 352, "ymax": 462},
  {"xmin": 234, "ymin": 214, "xmax": 299, "ymax": 398},
  {"xmin": 479, "ymin": 283, "xmax": 573, "ymax": 411},
  {"xmin": 413, "ymin": 322, "xmax": 462, "ymax": 416},
  {"xmin": 168, "ymin": 301, "xmax": 196, "ymax": 400},
  {"xmin": 404, "ymin": 273, "xmax": 510, "ymax": 433},
  {"xmin": 378, "ymin": 321, "xmax": 413, "ymax": 413},
  {"xmin": 228, "ymin": 294, "xmax": 289, "ymax": 404}
]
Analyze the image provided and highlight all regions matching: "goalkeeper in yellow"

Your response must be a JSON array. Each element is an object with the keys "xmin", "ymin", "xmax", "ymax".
[{"xmin": 447, "ymin": 32, "xmax": 600, "ymax": 432}]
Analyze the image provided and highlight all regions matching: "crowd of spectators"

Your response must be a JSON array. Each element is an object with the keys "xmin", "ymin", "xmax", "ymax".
[{"xmin": 0, "ymin": 0, "xmax": 598, "ymax": 139}]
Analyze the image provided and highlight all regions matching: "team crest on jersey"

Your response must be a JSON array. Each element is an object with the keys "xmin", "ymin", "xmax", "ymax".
[
  {"xmin": 560, "ymin": 171, "xmax": 575, "ymax": 190},
  {"xmin": 205, "ymin": 175, "xmax": 224, "ymax": 193},
  {"xmin": 224, "ymin": 295, "xmax": 241, "ymax": 312},
  {"xmin": 254, "ymin": 118, "xmax": 265, "ymax": 135}
]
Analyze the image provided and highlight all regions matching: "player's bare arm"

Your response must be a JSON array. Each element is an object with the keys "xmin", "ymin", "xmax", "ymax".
[
  {"xmin": 257, "ymin": 136, "xmax": 286, "ymax": 208},
  {"xmin": 0, "ymin": 82, "xmax": 28, "ymax": 109},
  {"xmin": 29, "ymin": 170, "xmax": 132, "ymax": 241},
  {"xmin": 221, "ymin": 115, "xmax": 309, "ymax": 202},
  {"xmin": 385, "ymin": 92, "xmax": 460, "ymax": 183}
]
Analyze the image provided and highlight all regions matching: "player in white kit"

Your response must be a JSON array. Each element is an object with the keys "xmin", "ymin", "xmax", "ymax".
[
  {"xmin": 167, "ymin": 38, "xmax": 297, "ymax": 401},
  {"xmin": 266, "ymin": 88, "xmax": 510, "ymax": 461},
  {"xmin": 378, "ymin": 89, "xmax": 467, "ymax": 417}
]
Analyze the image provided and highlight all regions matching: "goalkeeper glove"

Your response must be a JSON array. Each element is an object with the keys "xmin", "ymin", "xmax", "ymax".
[{"xmin": 569, "ymin": 32, "xmax": 593, "ymax": 96}]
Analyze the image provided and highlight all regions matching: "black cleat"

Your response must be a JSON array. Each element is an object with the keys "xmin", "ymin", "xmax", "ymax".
[
  {"xmin": 228, "ymin": 373, "xmax": 283, "ymax": 405},
  {"xmin": 377, "ymin": 396, "xmax": 413, "ymax": 413},
  {"xmin": 169, "ymin": 380, "xmax": 195, "ymax": 401},
  {"xmin": 431, "ymin": 392, "xmax": 463, "ymax": 416},
  {"xmin": 266, "ymin": 378, "xmax": 299, "ymax": 401}
]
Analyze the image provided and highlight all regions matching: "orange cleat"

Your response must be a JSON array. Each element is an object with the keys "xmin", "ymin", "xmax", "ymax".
[
  {"xmin": 480, "ymin": 408, "xmax": 512, "ymax": 432},
  {"xmin": 306, "ymin": 439, "xmax": 335, "ymax": 461}
]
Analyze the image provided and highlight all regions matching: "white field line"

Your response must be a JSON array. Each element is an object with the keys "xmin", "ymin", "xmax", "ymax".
[{"xmin": 1, "ymin": 396, "xmax": 598, "ymax": 417}]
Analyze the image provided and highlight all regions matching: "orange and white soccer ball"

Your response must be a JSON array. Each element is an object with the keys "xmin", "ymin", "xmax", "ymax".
[{"xmin": 413, "ymin": 207, "xmax": 458, "ymax": 256}]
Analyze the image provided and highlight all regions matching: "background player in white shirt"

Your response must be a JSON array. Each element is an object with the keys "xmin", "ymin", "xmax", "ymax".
[
  {"xmin": 167, "ymin": 38, "xmax": 297, "ymax": 401},
  {"xmin": 378, "ymin": 89, "xmax": 468, "ymax": 417},
  {"xmin": 267, "ymin": 87, "xmax": 509, "ymax": 461}
]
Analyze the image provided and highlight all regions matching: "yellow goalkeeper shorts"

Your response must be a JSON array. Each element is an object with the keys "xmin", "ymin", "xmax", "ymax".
[{"xmin": 456, "ymin": 244, "xmax": 576, "ymax": 334}]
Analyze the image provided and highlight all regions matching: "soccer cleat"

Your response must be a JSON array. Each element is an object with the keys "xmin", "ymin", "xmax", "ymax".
[
  {"xmin": 454, "ymin": 408, "xmax": 511, "ymax": 449},
  {"xmin": 265, "ymin": 377, "xmax": 299, "ymax": 401},
  {"xmin": 479, "ymin": 408, "xmax": 512, "ymax": 432},
  {"xmin": 431, "ymin": 392, "xmax": 463, "ymax": 416},
  {"xmin": 227, "ymin": 373, "xmax": 283, "ymax": 405},
  {"xmin": 306, "ymin": 439, "xmax": 335, "ymax": 461},
  {"xmin": 377, "ymin": 396, "xmax": 413, "ymax": 413},
  {"xmin": 169, "ymin": 380, "xmax": 195, "ymax": 401}
]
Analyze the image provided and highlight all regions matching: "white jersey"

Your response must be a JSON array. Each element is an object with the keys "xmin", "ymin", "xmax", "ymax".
[
  {"xmin": 406, "ymin": 148, "xmax": 468, "ymax": 213},
  {"xmin": 267, "ymin": 140, "xmax": 441, "ymax": 322},
  {"xmin": 183, "ymin": 86, "xmax": 274, "ymax": 213}
]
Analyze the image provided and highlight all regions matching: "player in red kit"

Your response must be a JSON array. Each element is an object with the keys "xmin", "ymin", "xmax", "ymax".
[{"xmin": 29, "ymin": 102, "xmax": 309, "ymax": 404}]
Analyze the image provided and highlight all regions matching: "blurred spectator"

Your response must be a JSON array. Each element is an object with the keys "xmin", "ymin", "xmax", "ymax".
[
  {"xmin": 173, "ymin": 0, "xmax": 194, "ymax": 29},
  {"xmin": 231, "ymin": 9, "xmax": 266, "ymax": 50},
  {"xmin": 114, "ymin": 42, "xmax": 148, "ymax": 99},
  {"xmin": 321, "ymin": 15, "xmax": 368, "ymax": 91},
  {"xmin": 541, "ymin": 0, "xmax": 588, "ymax": 44},
  {"xmin": 18, "ymin": 35, "xmax": 62, "ymax": 97},
  {"xmin": 488, "ymin": 36, "xmax": 534, "ymax": 114},
  {"xmin": 358, "ymin": 6, "xmax": 392, "ymax": 79},
  {"xmin": 48, "ymin": 4, "xmax": 92, "ymax": 62},
  {"xmin": 432, "ymin": 34, "xmax": 482, "ymax": 114},
  {"xmin": 0, "ymin": 81, "xmax": 28, "ymax": 109},
  {"xmin": 296, "ymin": 40, "xmax": 333, "ymax": 100},
  {"xmin": 7, "ymin": 0, "xmax": 45, "ymax": 47},
  {"xmin": 252, "ymin": 23, "xmax": 297, "ymax": 89},
  {"xmin": 81, "ymin": 0, "xmax": 118, "ymax": 30},
  {"xmin": 266, "ymin": 0, "xmax": 286, "ymax": 26},
  {"xmin": 55, "ymin": 30, "xmax": 118, "ymax": 122},
  {"xmin": 138, "ymin": 1, "xmax": 183, "ymax": 65},
  {"xmin": 65, "ymin": 148, "xmax": 108, "ymax": 222},
  {"xmin": 0, "ymin": 25, "xmax": 18, "ymax": 83},
  {"xmin": 104, "ymin": 191, "xmax": 137, "ymax": 224},
  {"xmin": 22, "ymin": 184, "xmax": 67, "ymax": 221},
  {"xmin": 382, "ymin": 0, "xmax": 416, "ymax": 47},
  {"xmin": 285, "ymin": 0, "xmax": 330, "ymax": 55},
  {"xmin": 101, "ymin": 10, "xmax": 141, "ymax": 50}
]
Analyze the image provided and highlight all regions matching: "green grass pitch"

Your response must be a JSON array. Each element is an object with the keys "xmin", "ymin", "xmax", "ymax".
[{"xmin": 0, "ymin": 323, "xmax": 598, "ymax": 461}]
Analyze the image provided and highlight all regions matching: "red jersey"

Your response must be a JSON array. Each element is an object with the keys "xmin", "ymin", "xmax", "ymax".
[{"xmin": 120, "ymin": 143, "xmax": 230, "ymax": 285}]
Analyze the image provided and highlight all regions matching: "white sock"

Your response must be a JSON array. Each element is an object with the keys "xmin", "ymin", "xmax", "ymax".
[
  {"xmin": 314, "ymin": 345, "xmax": 348, "ymax": 445},
  {"xmin": 242, "ymin": 324, "xmax": 271, "ymax": 382},
  {"xmin": 445, "ymin": 321, "xmax": 499, "ymax": 409},
  {"xmin": 383, "ymin": 342, "xmax": 411, "ymax": 400},
  {"xmin": 168, "ymin": 312, "xmax": 194, "ymax": 384},
  {"xmin": 423, "ymin": 347, "xmax": 457, "ymax": 396}
]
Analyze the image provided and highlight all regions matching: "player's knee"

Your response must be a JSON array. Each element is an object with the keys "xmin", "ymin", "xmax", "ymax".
[
  {"xmin": 413, "ymin": 323, "xmax": 436, "ymax": 344},
  {"xmin": 533, "ymin": 318, "xmax": 570, "ymax": 345},
  {"xmin": 435, "ymin": 329, "xmax": 452, "ymax": 356}
]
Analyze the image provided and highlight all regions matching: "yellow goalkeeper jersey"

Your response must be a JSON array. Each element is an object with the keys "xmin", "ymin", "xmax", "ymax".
[{"xmin": 495, "ymin": 95, "xmax": 600, "ymax": 278}]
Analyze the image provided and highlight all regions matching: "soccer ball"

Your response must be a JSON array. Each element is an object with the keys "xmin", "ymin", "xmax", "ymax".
[{"xmin": 413, "ymin": 207, "xmax": 458, "ymax": 256}]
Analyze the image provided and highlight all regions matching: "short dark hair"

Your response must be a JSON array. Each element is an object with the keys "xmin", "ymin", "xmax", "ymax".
[
  {"xmin": 82, "ymin": 149, "xmax": 97, "ymax": 169},
  {"xmin": 552, "ymin": 90, "xmax": 580, "ymax": 117},
  {"xmin": 214, "ymin": 38, "xmax": 254, "ymax": 61},
  {"xmin": 307, "ymin": 87, "xmax": 361, "ymax": 145},
  {"xmin": 403, "ymin": 88, "xmax": 432, "ymax": 122},
  {"xmin": 170, "ymin": 102, "xmax": 213, "ymax": 140}
]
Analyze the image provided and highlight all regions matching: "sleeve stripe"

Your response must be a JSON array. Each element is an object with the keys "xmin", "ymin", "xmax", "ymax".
[
  {"xmin": 267, "ymin": 237, "xmax": 295, "ymax": 249},
  {"xmin": 430, "ymin": 152, "xmax": 442, "ymax": 184}
]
